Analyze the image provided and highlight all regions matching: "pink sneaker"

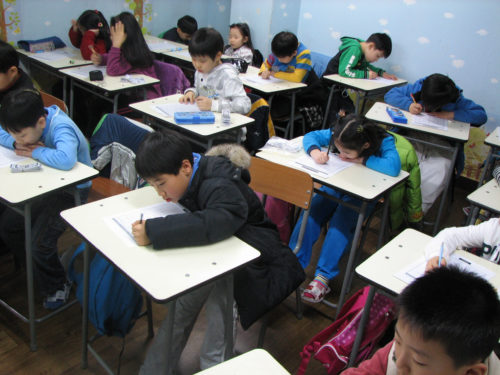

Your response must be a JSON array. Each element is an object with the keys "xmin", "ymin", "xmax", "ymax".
[{"xmin": 302, "ymin": 279, "xmax": 331, "ymax": 303}]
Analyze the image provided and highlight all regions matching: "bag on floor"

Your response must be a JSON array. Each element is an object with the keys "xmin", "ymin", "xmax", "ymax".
[
  {"xmin": 297, "ymin": 286, "xmax": 396, "ymax": 374},
  {"xmin": 68, "ymin": 242, "xmax": 143, "ymax": 337}
]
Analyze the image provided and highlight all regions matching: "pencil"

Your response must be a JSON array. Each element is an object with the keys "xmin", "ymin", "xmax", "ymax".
[
  {"xmin": 410, "ymin": 93, "xmax": 417, "ymax": 104},
  {"xmin": 438, "ymin": 242, "xmax": 444, "ymax": 267},
  {"xmin": 140, "ymin": 213, "xmax": 144, "ymax": 224}
]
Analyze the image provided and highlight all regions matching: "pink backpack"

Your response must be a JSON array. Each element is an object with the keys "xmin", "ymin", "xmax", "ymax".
[{"xmin": 297, "ymin": 286, "xmax": 396, "ymax": 374}]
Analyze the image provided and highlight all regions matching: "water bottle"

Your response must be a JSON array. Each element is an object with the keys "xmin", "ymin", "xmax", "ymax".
[{"xmin": 221, "ymin": 99, "xmax": 231, "ymax": 126}]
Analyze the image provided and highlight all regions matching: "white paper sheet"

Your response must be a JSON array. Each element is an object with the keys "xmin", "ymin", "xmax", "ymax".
[
  {"xmin": 291, "ymin": 152, "xmax": 353, "ymax": 178},
  {"xmin": 411, "ymin": 113, "xmax": 448, "ymax": 130},
  {"xmin": 0, "ymin": 145, "xmax": 26, "ymax": 168},
  {"xmin": 147, "ymin": 41, "xmax": 184, "ymax": 52},
  {"xmin": 32, "ymin": 50, "xmax": 71, "ymax": 61},
  {"xmin": 68, "ymin": 65, "xmax": 107, "ymax": 79},
  {"xmin": 105, "ymin": 202, "xmax": 187, "ymax": 246},
  {"xmin": 394, "ymin": 253, "xmax": 495, "ymax": 284},
  {"xmin": 241, "ymin": 75, "xmax": 284, "ymax": 86},
  {"xmin": 155, "ymin": 102, "xmax": 200, "ymax": 117}
]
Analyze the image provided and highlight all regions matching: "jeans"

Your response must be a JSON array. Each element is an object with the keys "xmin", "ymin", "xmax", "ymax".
[{"xmin": 0, "ymin": 188, "xmax": 89, "ymax": 296}]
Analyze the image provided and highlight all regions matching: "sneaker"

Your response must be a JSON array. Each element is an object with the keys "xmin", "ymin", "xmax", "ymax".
[
  {"xmin": 302, "ymin": 278, "xmax": 331, "ymax": 303},
  {"xmin": 43, "ymin": 281, "xmax": 72, "ymax": 310}
]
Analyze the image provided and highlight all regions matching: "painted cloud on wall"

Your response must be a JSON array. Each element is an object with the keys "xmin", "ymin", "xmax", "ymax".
[
  {"xmin": 452, "ymin": 59, "xmax": 465, "ymax": 69},
  {"xmin": 303, "ymin": 12, "xmax": 312, "ymax": 19},
  {"xmin": 417, "ymin": 36, "xmax": 429, "ymax": 44},
  {"xmin": 379, "ymin": 18, "xmax": 388, "ymax": 26},
  {"xmin": 476, "ymin": 29, "xmax": 488, "ymax": 36},
  {"xmin": 443, "ymin": 12, "xmax": 454, "ymax": 18}
]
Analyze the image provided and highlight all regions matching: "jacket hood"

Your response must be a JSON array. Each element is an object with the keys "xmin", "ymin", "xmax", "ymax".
[
  {"xmin": 339, "ymin": 36, "xmax": 363, "ymax": 50},
  {"xmin": 205, "ymin": 143, "xmax": 251, "ymax": 169}
]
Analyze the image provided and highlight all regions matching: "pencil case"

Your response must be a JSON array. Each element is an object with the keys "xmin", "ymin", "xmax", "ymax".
[
  {"xmin": 386, "ymin": 106, "xmax": 407, "ymax": 124},
  {"xmin": 174, "ymin": 111, "xmax": 215, "ymax": 124},
  {"xmin": 18, "ymin": 36, "xmax": 66, "ymax": 52}
]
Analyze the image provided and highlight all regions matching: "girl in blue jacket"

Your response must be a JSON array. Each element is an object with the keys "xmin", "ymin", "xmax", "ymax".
[{"xmin": 289, "ymin": 114, "xmax": 401, "ymax": 303}]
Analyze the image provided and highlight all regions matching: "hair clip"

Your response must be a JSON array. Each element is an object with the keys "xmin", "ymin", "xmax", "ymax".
[
  {"xmin": 95, "ymin": 9, "xmax": 99, "ymax": 14},
  {"xmin": 98, "ymin": 22, "xmax": 103, "ymax": 28},
  {"xmin": 357, "ymin": 125, "xmax": 364, "ymax": 133}
]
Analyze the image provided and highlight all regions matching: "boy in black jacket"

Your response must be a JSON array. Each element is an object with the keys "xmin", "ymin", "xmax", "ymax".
[{"xmin": 133, "ymin": 129, "xmax": 304, "ymax": 373}]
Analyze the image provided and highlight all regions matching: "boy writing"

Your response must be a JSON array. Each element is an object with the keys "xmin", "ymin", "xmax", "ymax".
[
  {"xmin": 343, "ymin": 266, "xmax": 500, "ymax": 374},
  {"xmin": 0, "ymin": 89, "xmax": 92, "ymax": 309},
  {"xmin": 162, "ymin": 15, "xmax": 198, "ymax": 45},
  {"xmin": 180, "ymin": 27, "xmax": 251, "ymax": 114},
  {"xmin": 132, "ymin": 130, "xmax": 304, "ymax": 373},
  {"xmin": 0, "ymin": 40, "xmax": 34, "ymax": 101}
]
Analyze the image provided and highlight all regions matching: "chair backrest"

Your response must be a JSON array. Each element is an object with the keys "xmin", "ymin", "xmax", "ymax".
[
  {"xmin": 153, "ymin": 60, "xmax": 190, "ymax": 96},
  {"xmin": 310, "ymin": 51, "xmax": 332, "ymax": 77},
  {"xmin": 40, "ymin": 90, "xmax": 68, "ymax": 113},
  {"xmin": 248, "ymin": 156, "xmax": 313, "ymax": 210},
  {"xmin": 252, "ymin": 49, "xmax": 264, "ymax": 67}
]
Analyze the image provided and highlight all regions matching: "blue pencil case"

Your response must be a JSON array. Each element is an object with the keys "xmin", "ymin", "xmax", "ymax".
[
  {"xmin": 17, "ymin": 36, "xmax": 66, "ymax": 52},
  {"xmin": 174, "ymin": 111, "xmax": 215, "ymax": 124},
  {"xmin": 386, "ymin": 106, "xmax": 407, "ymax": 124}
]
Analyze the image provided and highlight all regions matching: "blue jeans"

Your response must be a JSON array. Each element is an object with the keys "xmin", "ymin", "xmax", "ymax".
[
  {"xmin": 0, "ymin": 188, "xmax": 89, "ymax": 296},
  {"xmin": 289, "ymin": 185, "xmax": 374, "ymax": 280}
]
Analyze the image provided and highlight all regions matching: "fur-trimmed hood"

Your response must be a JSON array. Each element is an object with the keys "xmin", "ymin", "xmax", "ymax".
[{"xmin": 205, "ymin": 143, "xmax": 252, "ymax": 169}]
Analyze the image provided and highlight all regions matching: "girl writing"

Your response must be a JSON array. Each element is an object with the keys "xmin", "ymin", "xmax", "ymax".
[{"xmin": 69, "ymin": 9, "xmax": 111, "ymax": 60}]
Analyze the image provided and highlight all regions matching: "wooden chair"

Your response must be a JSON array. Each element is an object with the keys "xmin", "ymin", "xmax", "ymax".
[
  {"xmin": 248, "ymin": 156, "xmax": 313, "ymax": 346},
  {"xmin": 40, "ymin": 90, "xmax": 68, "ymax": 113}
]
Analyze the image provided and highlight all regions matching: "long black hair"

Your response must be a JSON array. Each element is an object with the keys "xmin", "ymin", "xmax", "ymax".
[
  {"xmin": 110, "ymin": 12, "xmax": 154, "ymax": 69},
  {"xmin": 77, "ymin": 9, "xmax": 111, "ymax": 51}
]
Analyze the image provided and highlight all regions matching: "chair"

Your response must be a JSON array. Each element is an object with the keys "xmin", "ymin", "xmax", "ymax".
[
  {"xmin": 40, "ymin": 90, "xmax": 68, "ymax": 113},
  {"xmin": 248, "ymin": 156, "xmax": 313, "ymax": 346},
  {"xmin": 310, "ymin": 51, "xmax": 332, "ymax": 78},
  {"xmin": 251, "ymin": 49, "xmax": 264, "ymax": 67}
]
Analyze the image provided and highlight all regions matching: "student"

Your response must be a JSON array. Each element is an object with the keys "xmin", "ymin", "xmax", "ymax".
[
  {"xmin": 425, "ymin": 218, "xmax": 500, "ymax": 270},
  {"xmin": 322, "ymin": 32, "xmax": 396, "ymax": 119},
  {"xmin": 223, "ymin": 23, "xmax": 254, "ymax": 65},
  {"xmin": 384, "ymin": 73, "xmax": 487, "ymax": 213},
  {"xmin": 179, "ymin": 27, "xmax": 250, "ymax": 114},
  {"xmin": 132, "ymin": 129, "xmax": 304, "ymax": 373},
  {"xmin": 342, "ymin": 266, "xmax": 500, "ymax": 374},
  {"xmin": 90, "ymin": 11, "xmax": 161, "ymax": 99},
  {"xmin": 0, "ymin": 40, "xmax": 34, "ymax": 102},
  {"xmin": 0, "ymin": 89, "xmax": 92, "ymax": 309},
  {"xmin": 161, "ymin": 15, "xmax": 198, "ymax": 45},
  {"xmin": 68, "ymin": 9, "xmax": 111, "ymax": 60},
  {"xmin": 289, "ymin": 115, "xmax": 401, "ymax": 303}
]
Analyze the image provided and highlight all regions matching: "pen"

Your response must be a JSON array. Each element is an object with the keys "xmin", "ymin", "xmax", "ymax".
[
  {"xmin": 438, "ymin": 242, "xmax": 444, "ymax": 267},
  {"xmin": 296, "ymin": 162, "xmax": 328, "ymax": 175},
  {"xmin": 410, "ymin": 93, "xmax": 417, "ymax": 104},
  {"xmin": 140, "ymin": 213, "xmax": 143, "ymax": 224}
]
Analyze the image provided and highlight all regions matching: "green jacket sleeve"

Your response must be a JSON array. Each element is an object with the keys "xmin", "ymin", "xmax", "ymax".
[{"xmin": 338, "ymin": 46, "xmax": 368, "ymax": 79}]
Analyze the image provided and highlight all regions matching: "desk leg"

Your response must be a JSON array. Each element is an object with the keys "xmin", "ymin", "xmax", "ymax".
[
  {"xmin": 377, "ymin": 193, "xmax": 390, "ymax": 249},
  {"xmin": 477, "ymin": 148, "xmax": 493, "ymax": 188},
  {"xmin": 336, "ymin": 201, "xmax": 368, "ymax": 319},
  {"xmin": 322, "ymin": 85, "xmax": 335, "ymax": 129},
  {"xmin": 81, "ymin": 241, "xmax": 90, "ymax": 368},
  {"xmin": 433, "ymin": 144, "xmax": 459, "ymax": 235},
  {"xmin": 113, "ymin": 94, "xmax": 120, "ymax": 113},
  {"xmin": 62, "ymin": 76, "xmax": 68, "ymax": 109},
  {"xmin": 288, "ymin": 92, "xmax": 296, "ymax": 139},
  {"xmin": 164, "ymin": 299, "xmax": 177, "ymax": 375},
  {"xmin": 358, "ymin": 92, "xmax": 368, "ymax": 115},
  {"xmin": 348, "ymin": 286, "xmax": 376, "ymax": 367},
  {"xmin": 224, "ymin": 274, "xmax": 234, "ymax": 361},
  {"xmin": 69, "ymin": 78, "xmax": 75, "ymax": 119},
  {"xmin": 24, "ymin": 203, "xmax": 37, "ymax": 352}
]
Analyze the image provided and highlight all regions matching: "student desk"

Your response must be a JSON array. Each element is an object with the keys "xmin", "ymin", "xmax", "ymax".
[
  {"xmin": 476, "ymin": 127, "xmax": 500, "ymax": 187},
  {"xmin": 17, "ymin": 47, "xmax": 91, "ymax": 104},
  {"xmin": 366, "ymin": 101, "xmax": 470, "ymax": 235},
  {"xmin": 129, "ymin": 94, "xmax": 255, "ymax": 150},
  {"xmin": 60, "ymin": 186, "xmax": 260, "ymax": 374},
  {"xmin": 351, "ymin": 228, "xmax": 500, "ymax": 367},
  {"xmin": 0, "ymin": 154, "xmax": 97, "ymax": 351},
  {"xmin": 240, "ymin": 66, "xmax": 307, "ymax": 139},
  {"xmin": 59, "ymin": 65, "xmax": 160, "ymax": 117},
  {"xmin": 256, "ymin": 144, "xmax": 408, "ymax": 315},
  {"xmin": 194, "ymin": 348, "xmax": 290, "ymax": 375},
  {"xmin": 466, "ymin": 178, "xmax": 500, "ymax": 225},
  {"xmin": 322, "ymin": 74, "xmax": 407, "ymax": 121},
  {"xmin": 144, "ymin": 34, "xmax": 187, "ymax": 54}
]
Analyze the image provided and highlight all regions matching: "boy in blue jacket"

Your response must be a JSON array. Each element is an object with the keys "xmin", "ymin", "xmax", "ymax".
[
  {"xmin": 384, "ymin": 74, "xmax": 487, "ymax": 213},
  {"xmin": 0, "ymin": 89, "xmax": 93, "ymax": 309}
]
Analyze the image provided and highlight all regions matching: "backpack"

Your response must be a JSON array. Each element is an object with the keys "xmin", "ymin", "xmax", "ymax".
[
  {"xmin": 68, "ymin": 243, "xmax": 143, "ymax": 337},
  {"xmin": 297, "ymin": 286, "xmax": 396, "ymax": 374}
]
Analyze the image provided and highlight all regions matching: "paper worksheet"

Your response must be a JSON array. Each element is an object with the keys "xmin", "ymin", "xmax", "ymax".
[
  {"xmin": 372, "ymin": 77, "xmax": 398, "ymax": 85},
  {"xmin": 147, "ymin": 41, "xmax": 184, "ymax": 52},
  {"xmin": 155, "ymin": 102, "xmax": 200, "ymax": 117},
  {"xmin": 411, "ymin": 113, "xmax": 448, "ymax": 130},
  {"xmin": 69, "ymin": 65, "xmax": 107, "ymax": 79},
  {"xmin": 394, "ymin": 253, "xmax": 495, "ymax": 285},
  {"xmin": 241, "ymin": 75, "xmax": 284, "ymax": 86},
  {"xmin": 32, "ymin": 50, "xmax": 71, "ymax": 61},
  {"xmin": 0, "ymin": 145, "xmax": 26, "ymax": 168},
  {"xmin": 292, "ymin": 152, "xmax": 353, "ymax": 178},
  {"xmin": 105, "ymin": 202, "xmax": 186, "ymax": 246}
]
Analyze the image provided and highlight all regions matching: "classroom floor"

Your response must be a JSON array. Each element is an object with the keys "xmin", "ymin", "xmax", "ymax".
[{"xmin": 0, "ymin": 179, "xmax": 474, "ymax": 374}]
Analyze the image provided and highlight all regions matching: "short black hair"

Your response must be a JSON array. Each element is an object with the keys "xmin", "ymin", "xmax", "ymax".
[
  {"xmin": 178, "ymin": 15, "xmax": 198, "ymax": 35},
  {"xmin": 271, "ymin": 31, "xmax": 298, "ymax": 58},
  {"xmin": 366, "ymin": 33, "xmax": 392, "ymax": 58},
  {"xmin": 420, "ymin": 73, "xmax": 460, "ymax": 112},
  {"xmin": 0, "ymin": 89, "xmax": 45, "ymax": 133},
  {"xmin": 135, "ymin": 128, "xmax": 193, "ymax": 178},
  {"xmin": 0, "ymin": 40, "xmax": 19, "ymax": 73},
  {"xmin": 188, "ymin": 27, "xmax": 224, "ymax": 60},
  {"xmin": 398, "ymin": 266, "xmax": 500, "ymax": 367}
]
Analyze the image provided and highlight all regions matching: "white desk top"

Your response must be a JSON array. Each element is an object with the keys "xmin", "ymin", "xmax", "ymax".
[
  {"xmin": 194, "ymin": 349, "xmax": 290, "ymax": 375},
  {"xmin": 239, "ymin": 66, "xmax": 306, "ymax": 94},
  {"xmin": 17, "ymin": 47, "xmax": 91, "ymax": 69},
  {"xmin": 144, "ymin": 34, "xmax": 187, "ymax": 53},
  {"xmin": 0, "ymin": 159, "xmax": 97, "ymax": 205},
  {"xmin": 162, "ymin": 49, "xmax": 193, "ymax": 63},
  {"xmin": 130, "ymin": 94, "xmax": 254, "ymax": 138},
  {"xmin": 60, "ymin": 65, "xmax": 159, "ymax": 92},
  {"xmin": 467, "ymin": 178, "xmax": 500, "ymax": 214},
  {"xmin": 323, "ymin": 74, "xmax": 407, "ymax": 93},
  {"xmin": 485, "ymin": 127, "xmax": 500, "ymax": 148},
  {"xmin": 60, "ymin": 186, "xmax": 260, "ymax": 302},
  {"xmin": 356, "ymin": 228, "xmax": 500, "ymax": 295},
  {"xmin": 366, "ymin": 102, "xmax": 470, "ymax": 142},
  {"xmin": 256, "ymin": 144, "xmax": 408, "ymax": 201}
]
